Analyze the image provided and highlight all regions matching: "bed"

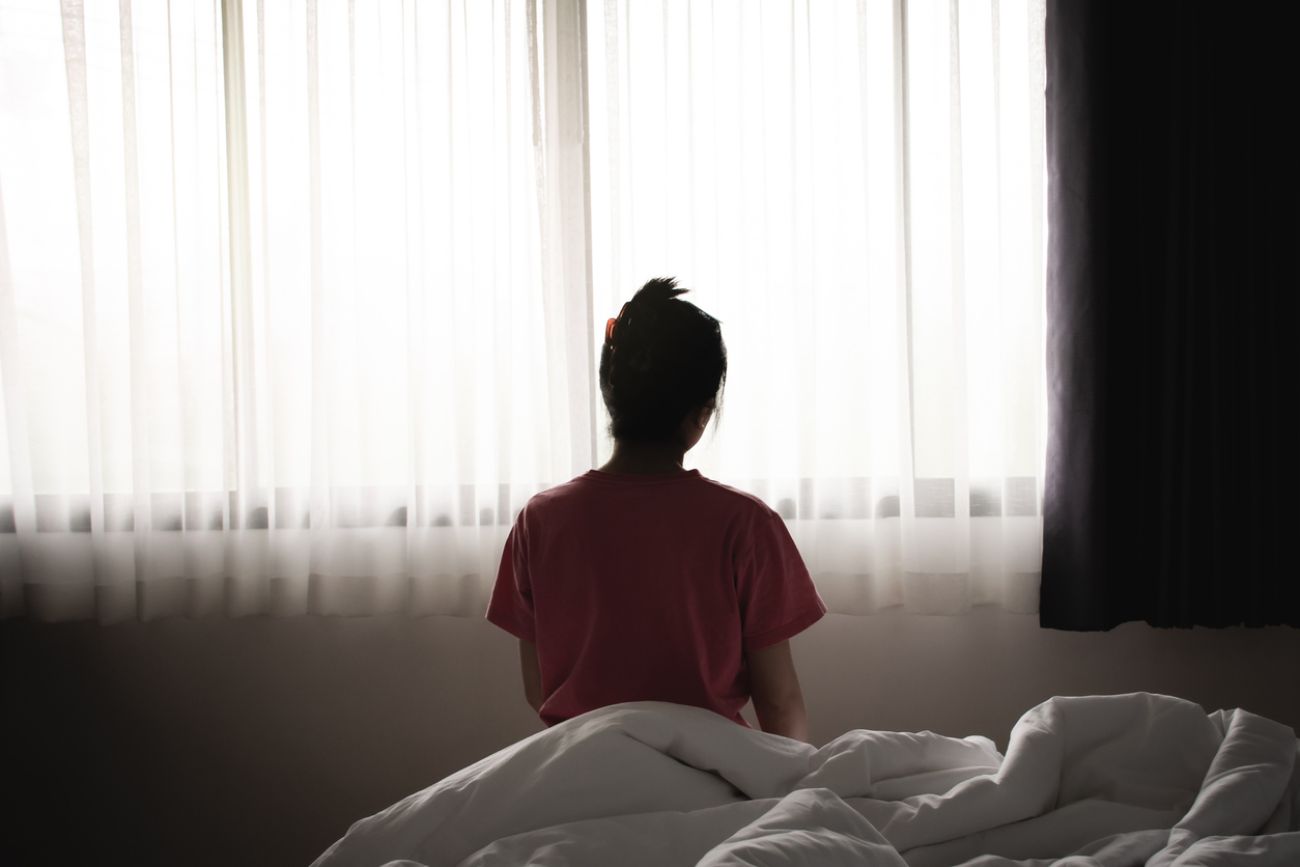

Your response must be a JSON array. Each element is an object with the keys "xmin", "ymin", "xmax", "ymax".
[{"xmin": 312, "ymin": 692, "xmax": 1300, "ymax": 866}]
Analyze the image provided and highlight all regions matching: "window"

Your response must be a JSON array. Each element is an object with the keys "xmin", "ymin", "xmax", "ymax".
[{"xmin": 0, "ymin": 0, "xmax": 1046, "ymax": 621}]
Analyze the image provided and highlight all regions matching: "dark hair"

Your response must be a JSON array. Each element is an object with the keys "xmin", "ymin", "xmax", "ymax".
[{"xmin": 599, "ymin": 277, "xmax": 727, "ymax": 444}]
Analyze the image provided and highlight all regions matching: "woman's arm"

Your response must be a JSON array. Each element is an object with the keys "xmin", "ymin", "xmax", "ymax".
[
  {"xmin": 519, "ymin": 639, "xmax": 543, "ymax": 712},
  {"xmin": 747, "ymin": 640, "xmax": 810, "ymax": 742}
]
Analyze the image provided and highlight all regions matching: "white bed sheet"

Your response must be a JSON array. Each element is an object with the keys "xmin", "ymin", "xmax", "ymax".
[{"xmin": 312, "ymin": 692, "xmax": 1300, "ymax": 867}]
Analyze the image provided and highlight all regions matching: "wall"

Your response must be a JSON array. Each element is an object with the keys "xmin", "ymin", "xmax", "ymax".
[{"xmin": 4, "ymin": 610, "xmax": 1298, "ymax": 867}]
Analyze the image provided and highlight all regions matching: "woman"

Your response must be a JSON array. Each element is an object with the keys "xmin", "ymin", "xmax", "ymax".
[{"xmin": 486, "ymin": 278, "xmax": 824, "ymax": 741}]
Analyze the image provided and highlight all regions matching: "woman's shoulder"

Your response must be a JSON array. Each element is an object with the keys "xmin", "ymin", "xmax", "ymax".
[
  {"xmin": 690, "ymin": 475, "xmax": 780, "ymax": 518},
  {"xmin": 510, "ymin": 476, "xmax": 586, "ymax": 523},
  {"xmin": 518, "ymin": 471, "xmax": 778, "ymax": 522}
]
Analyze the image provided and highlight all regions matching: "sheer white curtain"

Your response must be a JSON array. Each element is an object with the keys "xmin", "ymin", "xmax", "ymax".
[
  {"xmin": 0, "ymin": 0, "xmax": 1044, "ymax": 622},
  {"xmin": 0, "ymin": 0, "xmax": 589, "ymax": 621},
  {"xmin": 587, "ymin": 0, "xmax": 1047, "ymax": 613}
]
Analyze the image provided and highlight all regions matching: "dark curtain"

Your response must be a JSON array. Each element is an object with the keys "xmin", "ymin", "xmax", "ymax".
[{"xmin": 1041, "ymin": 1, "xmax": 1300, "ymax": 629}]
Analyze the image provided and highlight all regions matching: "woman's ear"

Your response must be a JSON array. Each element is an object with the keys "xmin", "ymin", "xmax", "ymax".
[{"xmin": 679, "ymin": 406, "xmax": 711, "ymax": 448}]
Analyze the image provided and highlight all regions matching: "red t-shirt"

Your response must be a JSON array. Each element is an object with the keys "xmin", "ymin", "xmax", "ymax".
[{"xmin": 485, "ymin": 468, "xmax": 826, "ymax": 727}]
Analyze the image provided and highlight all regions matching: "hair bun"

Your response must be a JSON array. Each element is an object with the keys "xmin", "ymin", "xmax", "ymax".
[
  {"xmin": 630, "ymin": 277, "xmax": 688, "ymax": 308},
  {"xmin": 616, "ymin": 277, "xmax": 686, "ymax": 343}
]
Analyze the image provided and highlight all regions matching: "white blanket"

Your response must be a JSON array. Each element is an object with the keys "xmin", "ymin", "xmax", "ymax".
[{"xmin": 312, "ymin": 693, "xmax": 1300, "ymax": 867}]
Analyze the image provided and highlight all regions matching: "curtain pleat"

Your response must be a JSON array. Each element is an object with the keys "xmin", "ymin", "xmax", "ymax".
[
  {"xmin": 588, "ymin": 0, "xmax": 1046, "ymax": 614},
  {"xmin": 1040, "ymin": 0, "xmax": 1300, "ymax": 629},
  {"xmin": 0, "ymin": 0, "xmax": 1045, "ymax": 622}
]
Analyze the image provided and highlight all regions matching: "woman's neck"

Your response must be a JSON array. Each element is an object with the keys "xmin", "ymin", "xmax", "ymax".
[{"xmin": 598, "ymin": 441, "xmax": 688, "ymax": 475}]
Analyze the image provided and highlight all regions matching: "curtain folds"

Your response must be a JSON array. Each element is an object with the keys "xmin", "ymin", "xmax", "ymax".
[
  {"xmin": 0, "ymin": 0, "xmax": 1046, "ymax": 623},
  {"xmin": 1040, "ymin": 1, "xmax": 1300, "ymax": 629},
  {"xmin": 588, "ymin": 0, "xmax": 1047, "ymax": 614}
]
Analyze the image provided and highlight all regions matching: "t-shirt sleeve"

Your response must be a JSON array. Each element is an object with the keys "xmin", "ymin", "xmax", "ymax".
[
  {"xmin": 736, "ymin": 507, "xmax": 827, "ymax": 650},
  {"xmin": 485, "ymin": 514, "xmax": 536, "ymax": 643}
]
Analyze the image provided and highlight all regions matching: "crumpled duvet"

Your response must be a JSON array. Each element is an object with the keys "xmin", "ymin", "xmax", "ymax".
[{"xmin": 312, "ymin": 693, "xmax": 1300, "ymax": 867}]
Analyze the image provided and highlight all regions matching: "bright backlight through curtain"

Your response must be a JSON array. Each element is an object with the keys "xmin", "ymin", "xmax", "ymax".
[
  {"xmin": 589, "ymin": 0, "xmax": 1047, "ymax": 614},
  {"xmin": 0, "ymin": 0, "xmax": 1045, "ymax": 622}
]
